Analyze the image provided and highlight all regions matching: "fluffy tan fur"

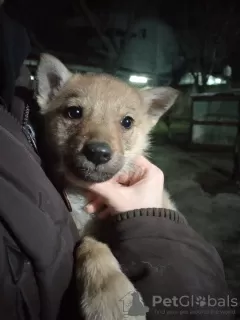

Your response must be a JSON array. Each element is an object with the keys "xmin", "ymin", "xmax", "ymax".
[{"xmin": 36, "ymin": 53, "xmax": 180, "ymax": 320}]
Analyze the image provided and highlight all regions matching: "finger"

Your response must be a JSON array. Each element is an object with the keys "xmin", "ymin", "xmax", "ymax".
[
  {"xmin": 86, "ymin": 179, "xmax": 122, "ymax": 198},
  {"xmin": 132, "ymin": 155, "xmax": 153, "ymax": 169},
  {"xmin": 85, "ymin": 197, "xmax": 105, "ymax": 214},
  {"xmin": 83, "ymin": 192, "xmax": 103, "ymax": 212},
  {"xmin": 83, "ymin": 191, "xmax": 97, "ymax": 202},
  {"xmin": 115, "ymin": 173, "xmax": 132, "ymax": 186},
  {"xmin": 116, "ymin": 161, "xmax": 147, "ymax": 186},
  {"xmin": 134, "ymin": 156, "xmax": 164, "ymax": 181},
  {"xmin": 98, "ymin": 207, "xmax": 113, "ymax": 219},
  {"xmin": 127, "ymin": 157, "xmax": 151, "ymax": 182}
]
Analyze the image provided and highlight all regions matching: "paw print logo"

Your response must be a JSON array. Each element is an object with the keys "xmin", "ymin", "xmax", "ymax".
[{"xmin": 195, "ymin": 296, "xmax": 207, "ymax": 307}]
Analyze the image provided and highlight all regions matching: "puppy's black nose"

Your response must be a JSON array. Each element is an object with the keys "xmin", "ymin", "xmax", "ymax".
[{"xmin": 82, "ymin": 142, "xmax": 112, "ymax": 165}]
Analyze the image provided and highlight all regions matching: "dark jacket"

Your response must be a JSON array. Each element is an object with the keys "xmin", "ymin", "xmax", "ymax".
[
  {"xmin": 0, "ymin": 102, "xmax": 80, "ymax": 320},
  {"xmin": 93, "ymin": 211, "xmax": 234, "ymax": 319}
]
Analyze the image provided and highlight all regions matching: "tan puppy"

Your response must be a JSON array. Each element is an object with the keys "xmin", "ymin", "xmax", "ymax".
[{"xmin": 36, "ymin": 54, "xmax": 179, "ymax": 320}]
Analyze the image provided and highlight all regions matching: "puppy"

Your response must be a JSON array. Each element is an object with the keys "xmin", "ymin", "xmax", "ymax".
[{"xmin": 36, "ymin": 54, "xmax": 179, "ymax": 320}]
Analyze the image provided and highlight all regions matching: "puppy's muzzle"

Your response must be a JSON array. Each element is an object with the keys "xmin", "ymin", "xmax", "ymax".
[{"xmin": 82, "ymin": 141, "xmax": 112, "ymax": 165}]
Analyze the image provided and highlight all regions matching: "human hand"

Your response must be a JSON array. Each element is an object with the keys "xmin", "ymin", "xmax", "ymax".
[{"xmin": 84, "ymin": 156, "xmax": 164, "ymax": 219}]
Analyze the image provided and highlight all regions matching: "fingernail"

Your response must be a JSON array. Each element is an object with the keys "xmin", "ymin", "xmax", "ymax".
[{"xmin": 85, "ymin": 204, "xmax": 93, "ymax": 213}]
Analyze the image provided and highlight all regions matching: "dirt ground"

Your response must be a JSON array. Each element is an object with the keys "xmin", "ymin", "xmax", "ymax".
[{"xmin": 151, "ymin": 141, "xmax": 240, "ymax": 310}]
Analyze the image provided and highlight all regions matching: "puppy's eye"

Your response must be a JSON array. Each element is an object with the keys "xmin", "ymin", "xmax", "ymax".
[
  {"xmin": 65, "ymin": 106, "xmax": 83, "ymax": 119},
  {"xmin": 121, "ymin": 116, "xmax": 134, "ymax": 129}
]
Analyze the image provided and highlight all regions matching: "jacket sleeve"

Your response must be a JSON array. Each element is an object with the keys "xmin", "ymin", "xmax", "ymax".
[
  {"xmin": 96, "ymin": 208, "xmax": 234, "ymax": 320},
  {"xmin": 0, "ymin": 106, "xmax": 80, "ymax": 320},
  {"xmin": 0, "ymin": 218, "xmax": 32, "ymax": 319}
]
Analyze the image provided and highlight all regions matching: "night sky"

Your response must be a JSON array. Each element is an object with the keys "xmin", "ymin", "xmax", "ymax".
[{"xmin": 4, "ymin": 0, "xmax": 240, "ymax": 80}]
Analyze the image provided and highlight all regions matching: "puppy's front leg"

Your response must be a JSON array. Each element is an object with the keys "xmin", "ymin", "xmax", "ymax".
[{"xmin": 76, "ymin": 236, "xmax": 147, "ymax": 320}]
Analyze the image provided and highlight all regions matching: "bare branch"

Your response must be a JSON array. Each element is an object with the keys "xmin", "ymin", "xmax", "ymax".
[
  {"xmin": 109, "ymin": 11, "xmax": 136, "ymax": 72},
  {"xmin": 78, "ymin": 0, "xmax": 117, "ymax": 57},
  {"xmin": 175, "ymin": 0, "xmax": 239, "ymax": 91}
]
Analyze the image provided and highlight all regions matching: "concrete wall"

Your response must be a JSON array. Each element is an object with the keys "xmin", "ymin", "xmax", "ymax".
[{"xmin": 160, "ymin": 84, "xmax": 239, "ymax": 146}]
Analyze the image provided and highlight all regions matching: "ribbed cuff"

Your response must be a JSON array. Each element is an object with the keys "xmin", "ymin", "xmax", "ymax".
[{"xmin": 114, "ymin": 208, "xmax": 188, "ymax": 225}]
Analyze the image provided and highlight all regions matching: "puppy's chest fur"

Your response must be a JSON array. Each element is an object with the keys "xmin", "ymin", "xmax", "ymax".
[{"xmin": 66, "ymin": 189, "xmax": 92, "ymax": 232}]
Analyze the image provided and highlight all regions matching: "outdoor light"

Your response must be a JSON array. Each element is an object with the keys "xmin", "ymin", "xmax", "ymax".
[
  {"xmin": 214, "ymin": 78, "xmax": 222, "ymax": 84},
  {"xmin": 30, "ymin": 75, "xmax": 34, "ymax": 81},
  {"xmin": 129, "ymin": 75, "xmax": 148, "ymax": 84},
  {"xmin": 207, "ymin": 76, "xmax": 215, "ymax": 85},
  {"xmin": 207, "ymin": 76, "xmax": 226, "ymax": 86},
  {"xmin": 223, "ymin": 65, "xmax": 232, "ymax": 78}
]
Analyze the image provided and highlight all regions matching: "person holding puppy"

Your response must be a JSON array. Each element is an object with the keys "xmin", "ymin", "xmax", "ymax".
[{"xmin": 0, "ymin": 2, "xmax": 233, "ymax": 319}]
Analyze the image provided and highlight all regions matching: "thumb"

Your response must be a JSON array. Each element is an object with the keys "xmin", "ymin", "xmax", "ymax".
[{"xmin": 86, "ymin": 179, "xmax": 122, "ymax": 199}]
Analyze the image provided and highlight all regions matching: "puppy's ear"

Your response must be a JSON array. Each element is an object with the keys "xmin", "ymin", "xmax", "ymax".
[
  {"xmin": 36, "ymin": 54, "xmax": 72, "ymax": 113},
  {"xmin": 140, "ymin": 87, "xmax": 179, "ymax": 127}
]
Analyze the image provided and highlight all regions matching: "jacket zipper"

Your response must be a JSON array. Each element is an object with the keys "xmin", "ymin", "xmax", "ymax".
[{"xmin": 0, "ymin": 102, "xmax": 38, "ymax": 154}]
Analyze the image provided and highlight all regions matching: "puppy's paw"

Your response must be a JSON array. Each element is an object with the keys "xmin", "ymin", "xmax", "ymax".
[{"xmin": 76, "ymin": 237, "xmax": 147, "ymax": 320}]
